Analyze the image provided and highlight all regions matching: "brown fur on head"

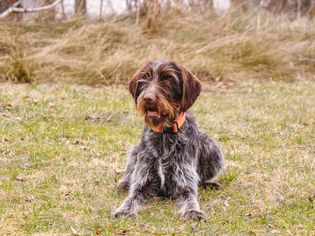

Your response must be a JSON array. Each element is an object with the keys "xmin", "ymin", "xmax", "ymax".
[{"xmin": 129, "ymin": 60, "xmax": 201, "ymax": 130}]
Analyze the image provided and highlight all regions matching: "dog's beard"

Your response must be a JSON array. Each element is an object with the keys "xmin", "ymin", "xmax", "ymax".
[{"xmin": 137, "ymin": 96, "xmax": 179, "ymax": 129}]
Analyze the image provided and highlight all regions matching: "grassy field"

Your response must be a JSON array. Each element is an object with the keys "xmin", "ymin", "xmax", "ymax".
[{"xmin": 0, "ymin": 81, "xmax": 314, "ymax": 235}]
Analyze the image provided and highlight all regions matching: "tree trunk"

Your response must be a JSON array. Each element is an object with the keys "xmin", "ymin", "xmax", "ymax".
[
  {"xmin": 43, "ymin": 0, "xmax": 56, "ymax": 20},
  {"xmin": 309, "ymin": 0, "xmax": 315, "ymax": 18},
  {"xmin": 213, "ymin": 0, "xmax": 231, "ymax": 11},
  {"xmin": 21, "ymin": 0, "xmax": 40, "ymax": 21},
  {"xmin": 75, "ymin": 0, "xmax": 87, "ymax": 16}
]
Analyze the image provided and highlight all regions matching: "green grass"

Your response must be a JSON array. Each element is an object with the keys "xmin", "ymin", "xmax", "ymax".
[{"xmin": 0, "ymin": 81, "xmax": 314, "ymax": 235}]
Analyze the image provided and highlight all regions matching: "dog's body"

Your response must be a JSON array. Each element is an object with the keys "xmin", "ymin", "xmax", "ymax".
[{"xmin": 112, "ymin": 60, "xmax": 223, "ymax": 220}]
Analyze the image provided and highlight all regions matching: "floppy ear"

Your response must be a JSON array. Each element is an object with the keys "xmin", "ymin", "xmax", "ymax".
[
  {"xmin": 179, "ymin": 65, "xmax": 202, "ymax": 111},
  {"xmin": 128, "ymin": 69, "xmax": 142, "ymax": 103}
]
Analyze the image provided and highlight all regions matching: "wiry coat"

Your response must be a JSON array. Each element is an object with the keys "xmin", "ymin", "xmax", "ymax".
[{"xmin": 112, "ymin": 61, "xmax": 224, "ymax": 220}]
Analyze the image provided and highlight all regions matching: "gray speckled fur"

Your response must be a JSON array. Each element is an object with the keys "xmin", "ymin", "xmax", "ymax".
[{"xmin": 112, "ymin": 113, "xmax": 224, "ymax": 220}]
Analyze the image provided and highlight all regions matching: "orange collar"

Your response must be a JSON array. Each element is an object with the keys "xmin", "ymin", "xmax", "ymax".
[{"xmin": 151, "ymin": 112, "xmax": 186, "ymax": 134}]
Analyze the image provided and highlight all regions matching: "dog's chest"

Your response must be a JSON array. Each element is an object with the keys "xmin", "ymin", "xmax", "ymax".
[
  {"xmin": 148, "ymin": 133, "xmax": 186, "ymax": 195},
  {"xmin": 157, "ymin": 147, "xmax": 178, "ymax": 192},
  {"xmin": 157, "ymin": 159, "xmax": 165, "ymax": 188}
]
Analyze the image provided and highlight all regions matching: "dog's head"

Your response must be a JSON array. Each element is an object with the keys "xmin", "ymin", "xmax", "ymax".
[{"xmin": 128, "ymin": 60, "xmax": 201, "ymax": 130}]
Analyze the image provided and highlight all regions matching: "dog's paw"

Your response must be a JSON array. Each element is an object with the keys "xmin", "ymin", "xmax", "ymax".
[
  {"xmin": 111, "ymin": 208, "xmax": 134, "ymax": 218},
  {"xmin": 182, "ymin": 210, "xmax": 206, "ymax": 221}
]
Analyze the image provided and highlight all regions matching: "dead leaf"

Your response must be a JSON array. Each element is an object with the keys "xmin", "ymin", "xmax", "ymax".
[
  {"xmin": 70, "ymin": 225, "xmax": 80, "ymax": 235},
  {"xmin": 74, "ymin": 140, "xmax": 83, "ymax": 145},
  {"xmin": 22, "ymin": 212, "xmax": 29, "ymax": 217},
  {"xmin": 64, "ymin": 192, "xmax": 71, "ymax": 199},
  {"xmin": 245, "ymin": 212, "xmax": 252, "ymax": 217},
  {"xmin": 309, "ymin": 192, "xmax": 315, "ymax": 202},
  {"xmin": 118, "ymin": 230, "xmax": 127, "ymax": 235},
  {"xmin": 24, "ymin": 162, "xmax": 32, "ymax": 169},
  {"xmin": 25, "ymin": 196, "xmax": 34, "ymax": 203},
  {"xmin": 105, "ymin": 113, "xmax": 114, "ymax": 122},
  {"xmin": 0, "ymin": 137, "xmax": 9, "ymax": 142},
  {"xmin": 95, "ymin": 228, "xmax": 101, "ymax": 235},
  {"xmin": 16, "ymin": 176, "xmax": 26, "ymax": 182},
  {"xmin": 85, "ymin": 115, "xmax": 100, "ymax": 121}
]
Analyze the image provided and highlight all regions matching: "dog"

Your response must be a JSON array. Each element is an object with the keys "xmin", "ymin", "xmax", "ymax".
[{"xmin": 112, "ymin": 60, "xmax": 224, "ymax": 220}]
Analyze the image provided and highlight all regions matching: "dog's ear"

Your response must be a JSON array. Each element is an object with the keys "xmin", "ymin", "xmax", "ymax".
[
  {"xmin": 128, "ymin": 69, "xmax": 141, "ymax": 103},
  {"xmin": 179, "ymin": 65, "xmax": 202, "ymax": 111}
]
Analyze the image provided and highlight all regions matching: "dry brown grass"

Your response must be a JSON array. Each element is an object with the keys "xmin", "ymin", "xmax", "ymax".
[{"xmin": 0, "ymin": 8, "xmax": 314, "ymax": 85}]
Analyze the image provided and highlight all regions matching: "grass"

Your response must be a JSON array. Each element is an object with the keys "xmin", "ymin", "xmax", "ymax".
[
  {"xmin": 0, "ymin": 9, "xmax": 314, "ymax": 85},
  {"xmin": 0, "ymin": 81, "xmax": 314, "ymax": 235}
]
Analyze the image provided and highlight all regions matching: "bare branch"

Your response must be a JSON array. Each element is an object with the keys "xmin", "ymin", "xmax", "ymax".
[{"xmin": 0, "ymin": 0, "xmax": 63, "ymax": 19}]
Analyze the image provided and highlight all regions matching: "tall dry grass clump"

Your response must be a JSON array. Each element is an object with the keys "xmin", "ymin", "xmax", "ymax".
[
  {"xmin": 0, "ymin": 27, "xmax": 35, "ymax": 83},
  {"xmin": 0, "ymin": 6, "xmax": 314, "ymax": 85}
]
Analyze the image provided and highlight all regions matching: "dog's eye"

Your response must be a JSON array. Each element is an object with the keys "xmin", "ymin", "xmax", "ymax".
[
  {"xmin": 160, "ymin": 79, "xmax": 171, "ymax": 87},
  {"xmin": 160, "ymin": 75, "xmax": 178, "ymax": 87},
  {"xmin": 159, "ymin": 75, "xmax": 170, "ymax": 82},
  {"xmin": 137, "ymin": 80, "xmax": 147, "ymax": 91},
  {"xmin": 159, "ymin": 76, "xmax": 174, "ymax": 86}
]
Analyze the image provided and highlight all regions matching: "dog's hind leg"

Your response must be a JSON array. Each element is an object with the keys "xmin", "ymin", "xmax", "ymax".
[
  {"xmin": 174, "ymin": 168, "xmax": 206, "ymax": 221},
  {"xmin": 197, "ymin": 133, "xmax": 224, "ymax": 187}
]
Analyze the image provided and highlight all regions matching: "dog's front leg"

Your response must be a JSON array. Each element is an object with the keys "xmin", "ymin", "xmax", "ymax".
[
  {"xmin": 175, "ymin": 165, "xmax": 205, "ymax": 221},
  {"xmin": 112, "ymin": 159, "xmax": 157, "ymax": 217},
  {"xmin": 111, "ymin": 187, "xmax": 148, "ymax": 218}
]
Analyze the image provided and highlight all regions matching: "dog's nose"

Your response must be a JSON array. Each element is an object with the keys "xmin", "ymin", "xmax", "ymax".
[{"xmin": 143, "ymin": 94, "xmax": 155, "ymax": 103}]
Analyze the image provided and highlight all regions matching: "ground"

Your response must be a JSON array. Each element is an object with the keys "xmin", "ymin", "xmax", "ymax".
[{"xmin": 0, "ymin": 81, "xmax": 314, "ymax": 235}]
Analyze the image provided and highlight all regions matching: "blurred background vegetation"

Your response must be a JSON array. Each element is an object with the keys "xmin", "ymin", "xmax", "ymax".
[{"xmin": 0, "ymin": 0, "xmax": 314, "ymax": 85}]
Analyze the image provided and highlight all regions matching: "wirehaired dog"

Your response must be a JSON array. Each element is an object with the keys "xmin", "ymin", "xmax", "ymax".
[{"xmin": 112, "ymin": 60, "xmax": 224, "ymax": 220}]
